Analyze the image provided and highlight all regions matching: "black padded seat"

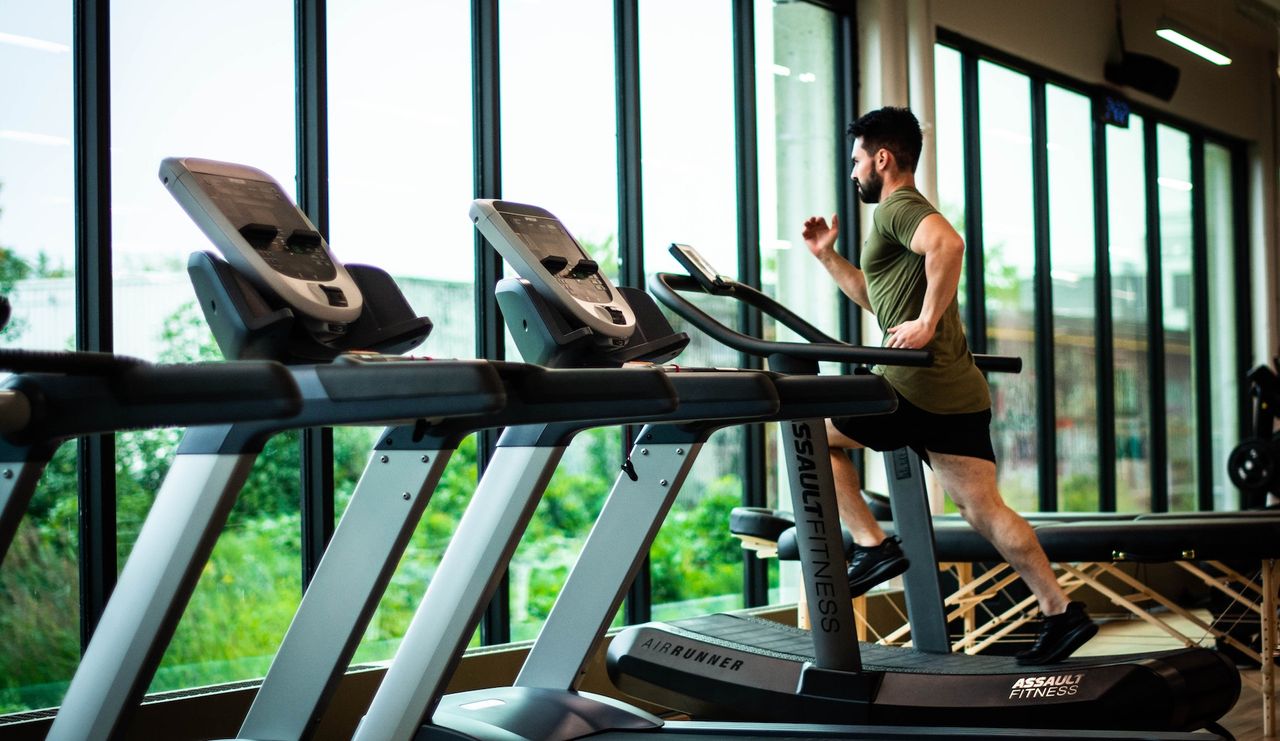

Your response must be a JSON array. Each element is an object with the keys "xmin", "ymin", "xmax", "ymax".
[
  {"xmin": 1034, "ymin": 517, "xmax": 1280, "ymax": 562},
  {"xmin": 881, "ymin": 520, "xmax": 1007, "ymax": 562},
  {"xmin": 729, "ymin": 507, "xmax": 793, "ymax": 542},
  {"xmin": 1134, "ymin": 509, "xmax": 1280, "ymax": 521}
]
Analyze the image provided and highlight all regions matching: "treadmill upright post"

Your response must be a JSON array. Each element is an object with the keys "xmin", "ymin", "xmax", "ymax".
[
  {"xmin": 778, "ymin": 416, "xmax": 862, "ymax": 672},
  {"xmin": 354, "ymin": 441, "xmax": 567, "ymax": 741},
  {"xmin": 0, "ymin": 446, "xmax": 53, "ymax": 567},
  {"xmin": 48, "ymin": 447, "xmax": 258, "ymax": 741},
  {"xmin": 883, "ymin": 447, "xmax": 949, "ymax": 653},
  {"xmin": 515, "ymin": 427, "xmax": 704, "ymax": 690},
  {"xmin": 238, "ymin": 430, "xmax": 458, "ymax": 740}
]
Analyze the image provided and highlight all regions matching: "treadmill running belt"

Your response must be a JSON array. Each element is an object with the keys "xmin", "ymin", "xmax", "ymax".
[{"xmin": 667, "ymin": 613, "xmax": 1106, "ymax": 674}]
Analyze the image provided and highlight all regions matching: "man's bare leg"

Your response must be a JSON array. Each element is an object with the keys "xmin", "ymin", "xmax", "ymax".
[
  {"xmin": 927, "ymin": 451, "xmax": 1069, "ymax": 616},
  {"xmin": 825, "ymin": 420, "xmax": 888, "ymax": 546}
]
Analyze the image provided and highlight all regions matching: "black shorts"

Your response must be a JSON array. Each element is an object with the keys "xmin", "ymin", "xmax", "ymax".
[{"xmin": 831, "ymin": 391, "xmax": 996, "ymax": 465}]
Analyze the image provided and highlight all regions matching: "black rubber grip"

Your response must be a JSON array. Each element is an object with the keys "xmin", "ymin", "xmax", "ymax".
[
  {"xmin": 972, "ymin": 354, "xmax": 1022, "ymax": 373},
  {"xmin": 662, "ymin": 372, "xmax": 778, "ymax": 421},
  {"xmin": 0, "ymin": 348, "xmax": 147, "ymax": 375},
  {"xmin": 771, "ymin": 375, "xmax": 897, "ymax": 419},
  {"xmin": 490, "ymin": 362, "xmax": 678, "ymax": 406},
  {"xmin": 5, "ymin": 360, "xmax": 302, "ymax": 443},
  {"xmin": 315, "ymin": 360, "xmax": 503, "ymax": 403},
  {"xmin": 116, "ymin": 360, "xmax": 293, "ymax": 402}
]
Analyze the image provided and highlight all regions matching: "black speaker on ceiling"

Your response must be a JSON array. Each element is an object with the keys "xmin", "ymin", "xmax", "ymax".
[{"xmin": 1105, "ymin": 51, "xmax": 1180, "ymax": 101}]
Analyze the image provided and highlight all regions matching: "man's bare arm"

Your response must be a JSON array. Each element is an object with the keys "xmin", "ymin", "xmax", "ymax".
[
  {"xmin": 884, "ymin": 213, "xmax": 964, "ymax": 349},
  {"xmin": 803, "ymin": 214, "xmax": 873, "ymax": 312}
]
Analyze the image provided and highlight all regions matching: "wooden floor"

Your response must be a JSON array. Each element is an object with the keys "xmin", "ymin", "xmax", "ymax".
[{"xmin": 1074, "ymin": 609, "xmax": 1273, "ymax": 740}]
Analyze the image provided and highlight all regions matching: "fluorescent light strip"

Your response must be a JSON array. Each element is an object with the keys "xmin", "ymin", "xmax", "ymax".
[
  {"xmin": 1157, "ymin": 176, "xmax": 1193, "ymax": 192},
  {"xmin": 0, "ymin": 130, "xmax": 71, "ymax": 146},
  {"xmin": 0, "ymin": 31, "xmax": 70, "ymax": 53},
  {"xmin": 772, "ymin": 64, "xmax": 792, "ymax": 77},
  {"xmin": 1155, "ymin": 28, "xmax": 1231, "ymax": 66}
]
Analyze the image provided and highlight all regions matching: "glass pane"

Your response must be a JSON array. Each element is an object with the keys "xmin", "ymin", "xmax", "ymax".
[
  {"xmin": 755, "ymin": 0, "xmax": 839, "ymax": 605},
  {"xmin": 935, "ymin": 44, "xmax": 966, "ymax": 324},
  {"xmin": 501, "ymin": 0, "xmax": 619, "ymax": 641},
  {"xmin": 1156, "ymin": 125, "xmax": 1195, "ymax": 512},
  {"xmin": 109, "ymin": 0, "xmax": 300, "ymax": 693},
  {"xmin": 501, "ymin": 0, "xmax": 618, "ymax": 277},
  {"xmin": 1107, "ymin": 115, "xmax": 1150, "ymax": 512},
  {"xmin": 513, "ymin": 427, "xmax": 621, "ymax": 640},
  {"xmin": 978, "ymin": 61, "xmax": 1036, "ymax": 511},
  {"xmin": 641, "ymin": 0, "xmax": 738, "ymax": 281},
  {"xmin": 327, "ymin": 0, "xmax": 479, "ymax": 660},
  {"xmin": 0, "ymin": 2, "xmax": 79, "ymax": 713},
  {"xmin": 1204, "ymin": 142, "xmax": 1237, "ymax": 511},
  {"xmin": 1045, "ymin": 85, "xmax": 1098, "ymax": 511},
  {"xmin": 641, "ymin": 0, "xmax": 746, "ymax": 617}
]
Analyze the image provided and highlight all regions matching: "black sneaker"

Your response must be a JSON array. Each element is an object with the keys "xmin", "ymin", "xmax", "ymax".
[
  {"xmin": 1015, "ymin": 601, "xmax": 1099, "ymax": 665},
  {"xmin": 846, "ymin": 536, "xmax": 910, "ymax": 597}
]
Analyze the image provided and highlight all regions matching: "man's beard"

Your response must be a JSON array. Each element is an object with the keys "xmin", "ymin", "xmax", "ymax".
[{"xmin": 855, "ymin": 170, "xmax": 883, "ymax": 204}]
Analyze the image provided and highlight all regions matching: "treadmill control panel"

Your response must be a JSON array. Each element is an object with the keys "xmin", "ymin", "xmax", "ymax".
[
  {"xmin": 160, "ymin": 157, "xmax": 362, "ymax": 327},
  {"xmin": 471, "ymin": 199, "xmax": 635, "ymax": 340}
]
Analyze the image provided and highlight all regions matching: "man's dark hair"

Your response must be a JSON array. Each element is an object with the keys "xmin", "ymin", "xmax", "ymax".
[{"xmin": 848, "ymin": 107, "xmax": 923, "ymax": 173}]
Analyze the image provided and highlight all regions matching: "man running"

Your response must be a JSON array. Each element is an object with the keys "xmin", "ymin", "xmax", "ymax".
[{"xmin": 803, "ymin": 106, "xmax": 1096, "ymax": 665}]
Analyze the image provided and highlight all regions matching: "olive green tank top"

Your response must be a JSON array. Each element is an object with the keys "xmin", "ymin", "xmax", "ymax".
[{"xmin": 863, "ymin": 186, "xmax": 989, "ymax": 414}]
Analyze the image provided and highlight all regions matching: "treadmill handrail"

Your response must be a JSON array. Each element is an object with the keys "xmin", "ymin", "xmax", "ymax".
[
  {"xmin": 0, "ymin": 348, "xmax": 148, "ymax": 375},
  {"xmin": 650, "ymin": 273, "xmax": 931, "ymax": 367},
  {"xmin": 2, "ymin": 359, "xmax": 304, "ymax": 444},
  {"xmin": 650, "ymin": 273, "xmax": 1022, "ymax": 374}
]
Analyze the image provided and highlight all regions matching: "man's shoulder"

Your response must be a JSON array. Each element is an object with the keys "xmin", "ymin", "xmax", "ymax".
[{"xmin": 882, "ymin": 186, "xmax": 936, "ymax": 211}]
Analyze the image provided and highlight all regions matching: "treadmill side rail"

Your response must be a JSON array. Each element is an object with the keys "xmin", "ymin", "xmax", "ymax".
[
  {"xmin": 516, "ymin": 435, "xmax": 703, "ymax": 691},
  {"xmin": 0, "ymin": 451, "xmax": 53, "ymax": 568},
  {"xmin": 48, "ymin": 452, "xmax": 257, "ymax": 741},
  {"xmin": 239, "ymin": 444, "xmax": 456, "ymax": 740},
  {"xmin": 355, "ymin": 445, "xmax": 567, "ymax": 741}
]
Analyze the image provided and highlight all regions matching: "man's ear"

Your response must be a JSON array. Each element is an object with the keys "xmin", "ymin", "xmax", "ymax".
[{"xmin": 876, "ymin": 147, "xmax": 891, "ymax": 171}]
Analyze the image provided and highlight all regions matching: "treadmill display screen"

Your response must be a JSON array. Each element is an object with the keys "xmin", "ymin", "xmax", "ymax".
[
  {"xmin": 501, "ymin": 212, "xmax": 612, "ymax": 304},
  {"xmin": 193, "ymin": 171, "xmax": 338, "ymax": 282}
]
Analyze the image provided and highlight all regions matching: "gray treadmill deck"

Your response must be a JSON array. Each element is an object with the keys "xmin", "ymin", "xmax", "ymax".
[{"xmin": 662, "ymin": 613, "xmax": 1154, "ymax": 674}]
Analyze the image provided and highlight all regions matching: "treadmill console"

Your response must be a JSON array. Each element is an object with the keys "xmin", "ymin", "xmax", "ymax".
[
  {"xmin": 470, "ymin": 200, "xmax": 635, "ymax": 341},
  {"xmin": 160, "ymin": 157, "xmax": 363, "ymax": 335}
]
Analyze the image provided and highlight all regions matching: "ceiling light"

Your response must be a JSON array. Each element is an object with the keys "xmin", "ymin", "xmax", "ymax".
[
  {"xmin": 0, "ymin": 31, "xmax": 69, "ymax": 53},
  {"xmin": 1155, "ymin": 18, "xmax": 1231, "ymax": 66},
  {"xmin": 1157, "ymin": 176, "xmax": 1193, "ymax": 192}
]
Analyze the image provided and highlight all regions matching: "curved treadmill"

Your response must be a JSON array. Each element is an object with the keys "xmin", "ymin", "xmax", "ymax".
[{"xmin": 604, "ymin": 250, "xmax": 1240, "ymax": 734}]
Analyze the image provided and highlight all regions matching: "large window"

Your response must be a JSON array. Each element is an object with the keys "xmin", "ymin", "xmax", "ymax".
[
  {"xmin": 937, "ymin": 34, "xmax": 1247, "ymax": 515},
  {"xmin": 499, "ymin": 0, "xmax": 623, "ymax": 641},
  {"xmin": 978, "ymin": 61, "xmax": 1037, "ymax": 511},
  {"xmin": 0, "ymin": 2, "xmax": 78, "ymax": 713},
  {"xmin": 327, "ymin": 0, "xmax": 478, "ymax": 662},
  {"xmin": 109, "ymin": 0, "xmax": 300, "ymax": 694},
  {"xmin": 640, "ymin": 0, "xmax": 747, "ymax": 619},
  {"xmin": 1106, "ymin": 115, "xmax": 1151, "ymax": 512},
  {"xmin": 755, "ymin": 0, "xmax": 842, "ymax": 601},
  {"xmin": 1204, "ymin": 142, "xmax": 1238, "ymax": 511},
  {"xmin": 1045, "ymin": 84, "xmax": 1098, "ymax": 511},
  {"xmin": 1156, "ymin": 125, "xmax": 1196, "ymax": 511}
]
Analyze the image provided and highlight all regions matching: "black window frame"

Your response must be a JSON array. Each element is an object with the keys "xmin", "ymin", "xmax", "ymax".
[{"xmin": 937, "ymin": 28, "xmax": 1252, "ymax": 514}]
